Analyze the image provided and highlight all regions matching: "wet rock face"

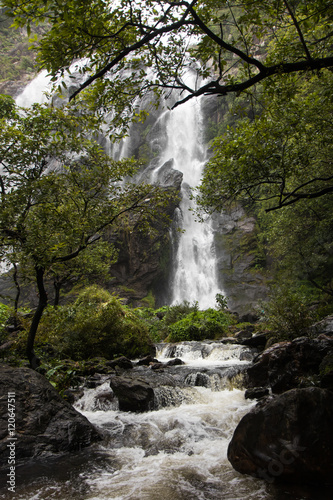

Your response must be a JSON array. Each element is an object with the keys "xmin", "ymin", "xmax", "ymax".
[
  {"xmin": 0, "ymin": 366, "xmax": 100, "ymax": 464},
  {"xmin": 228, "ymin": 387, "xmax": 333, "ymax": 486},
  {"xmin": 210, "ymin": 204, "xmax": 269, "ymax": 316},
  {"xmin": 106, "ymin": 184, "xmax": 181, "ymax": 307},
  {"xmin": 245, "ymin": 336, "xmax": 333, "ymax": 394}
]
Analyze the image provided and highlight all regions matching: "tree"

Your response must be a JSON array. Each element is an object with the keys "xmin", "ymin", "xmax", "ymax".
[
  {"xmin": 262, "ymin": 195, "xmax": 333, "ymax": 298},
  {"xmin": 197, "ymin": 70, "xmax": 333, "ymax": 212},
  {"xmin": 0, "ymin": 98, "xmax": 171, "ymax": 368},
  {"xmin": 49, "ymin": 240, "xmax": 117, "ymax": 307},
  {"xmin": 3, "ymin": 0, "xmax": 332, "ymax": 117}
]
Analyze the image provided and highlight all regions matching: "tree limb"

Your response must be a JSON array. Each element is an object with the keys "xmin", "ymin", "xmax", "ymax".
[
  {"xmin": 173, "ymin": 56, "xmax": 333, "ymax": 107},
  {"xmin": 283, "ymin": 0, "xmax": 312, "ymax": 61},
  {"xmin": 69, "ymin": 0, "xmax": 199, "ymax": 101}
]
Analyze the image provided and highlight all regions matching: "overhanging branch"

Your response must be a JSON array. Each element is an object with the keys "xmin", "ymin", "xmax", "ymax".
[
  {"xmin": 266, "ymin": 184, "xmax": 333, "ymax": 212},
  {"xmin": 69, "ymin": 1, "xmax": 199, "ymax": 101},
  {"xmin": 173, "ymin": 56, "xmax": 333, "ymax": 107}
]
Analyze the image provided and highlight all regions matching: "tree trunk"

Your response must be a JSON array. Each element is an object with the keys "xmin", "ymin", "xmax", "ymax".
[
  {"xmin": 53, "ymin": 280, "xmax": 60, "ymax": 307},
  {"xmin": 13, "ymin": 263, "xmax": 20, "ymax": 329},
  {"xmin": 26, "ymin": 265, "xmax": 48, "ymax": 370}
]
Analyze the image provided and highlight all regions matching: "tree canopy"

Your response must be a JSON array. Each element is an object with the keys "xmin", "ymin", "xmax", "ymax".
[
  {"xmin": 3, "ymin": 0, "xmax": 333, "ymax": 115},
  {"xmin": 197, "ymin": 70, "xmax": 333, "ymax": 212}
]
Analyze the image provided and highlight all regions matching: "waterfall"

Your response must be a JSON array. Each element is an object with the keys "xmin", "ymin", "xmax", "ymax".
[
  {"xmin": 11, "ymin": 69, "xmax": 223, "ymax": 308},
  {"xmin": 139, "ymin": 93, "xmax": 224, "ymax": 309},
  {"xmin": 150, "ymin": 77, "xmax": 223, "ymax": 309}
]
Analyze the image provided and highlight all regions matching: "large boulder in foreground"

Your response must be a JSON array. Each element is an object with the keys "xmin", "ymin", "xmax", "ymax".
[
  {"xmin": 228, "ymin": 387, "xmax": 333, "ymax": 486},
  {"xmin": 0, "ymin": 366, "xmax": 100, "ymax": 464}
]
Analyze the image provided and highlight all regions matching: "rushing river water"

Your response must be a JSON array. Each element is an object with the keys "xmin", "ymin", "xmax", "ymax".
[{"xmin": 2, "ymin": 341, "xmax": 325, "ymax": 500}]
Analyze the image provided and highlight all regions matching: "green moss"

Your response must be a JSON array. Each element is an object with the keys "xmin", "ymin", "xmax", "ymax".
[{"xmin": 141, "ymin": 290, "xmax": 156, "ymax": 308}]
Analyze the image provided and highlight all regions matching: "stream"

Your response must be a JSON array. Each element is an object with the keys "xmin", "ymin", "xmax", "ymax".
[{"xmin": 2, "ymin": 341, "xmax": 317, "ymax": 500}]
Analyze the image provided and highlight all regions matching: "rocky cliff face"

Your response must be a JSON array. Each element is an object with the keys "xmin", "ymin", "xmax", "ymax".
[
  {"xmin": 200, "ymin": 95, "xmax": 269, "ymax": 316},
  {"xmin": 106, "ymin": 161, "xmax": 183, "ymax": 307},
  {"xmin": 212, "ymin": 205, "xmax": 268, "ymax": 317}
]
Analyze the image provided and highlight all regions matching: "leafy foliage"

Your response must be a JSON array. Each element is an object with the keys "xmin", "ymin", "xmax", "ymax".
[
  {"xmin": 259, "ymin": 282, "xmax": 318, "ymax": 341},
  {"xmin": 36, "ymin": 286, "xmax": 153, "ymax": 360},
  {"xmin": 262, "ymin": 196, "xmax": 333, "ymax": 298},
  {"xmin": 167, "ymin": 308, "xmax": 233, "ymax": 342},
  {"xmin": 198, "ymin": 71, "xmax": 333, "ymax": 213},
  {"xmin": 2, "ymin": 0, "xmax": 332, "ymax": 122}
]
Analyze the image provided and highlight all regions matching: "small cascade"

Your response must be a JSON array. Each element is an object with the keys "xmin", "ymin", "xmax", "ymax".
[
  {"xmin": 75, "ymin": 381, "xmax": 119, "ymax": 412},
  {"xmin": 156, "ymin": 340, "xmax": 253, "ymax": 365},
  {"xmin": 73, "ymin": 340, "xmax": 254, "ymax": 417}
]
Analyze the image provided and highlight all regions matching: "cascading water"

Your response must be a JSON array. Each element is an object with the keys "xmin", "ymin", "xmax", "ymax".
[
  {"xmin": 150, "ymin": 74, "xmax": 223, "ymax": 309},
  {"xmin": 6, "ymin": 342, "xmax": 280, "ymax": 500}
]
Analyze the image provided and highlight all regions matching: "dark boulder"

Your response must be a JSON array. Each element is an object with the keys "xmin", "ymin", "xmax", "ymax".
[
  {"xmin": 166, "ymin": 358, "xmax": 185, "ymax": 366},
  {"xmin": 106, "ymin": 356, "xmax": 133, "ymax": 371},
  {"xmin": 244, "ymin": 387, "xmax": 269, "ymax": 400},
  {"xmin": 241, "ymin": 332, "xmax": 268, "ymax": 349},
  {"xmin": 0, "ymin": 366, "xmax": 100, "ymax": 464},
  {"xmin": 246, "ymin": 336, "xmax": 333, "ymax": 393},
  {"xmin": 228, "ymin": 387, "xmax": 333, "ymax": 486},
  {"xmin": 150, "ymin": 362, "xmax": 165, "ymax": 370},
  {"xmin": 136, "ymin": 355, "xmax": 159, "ymax": 366},
  {"xmin": 234, "ymin": 330, "xmax": 253, "ymax": 342},
  {"xmin": 109, "ymin": 376, "xmax": 155, "ymax": 412}
]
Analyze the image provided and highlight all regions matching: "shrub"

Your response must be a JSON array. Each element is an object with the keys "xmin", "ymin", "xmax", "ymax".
[
  {"xmin": 131, "ymin": 301, "xmax": 201, "ymax": 342},
  {"xmin": 167, "ymin": 308, "xmax": 233, "ymax": 342},
  {"xmin": 38, "ymin": 285, "xmax": 153, "ymax": 360},
  {"xmin": 260, "ymin": 283, "xmax": 317, "ymax": 341},
  {"xmin": 163, "ymin": 300, "xmax": 199, "ymax": 325}
]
